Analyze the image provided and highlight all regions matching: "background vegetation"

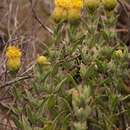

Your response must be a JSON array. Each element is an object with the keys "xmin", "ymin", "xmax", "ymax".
[{"xmin": 0, "ymin": 0, "xmax": 130, "ymax": 130}]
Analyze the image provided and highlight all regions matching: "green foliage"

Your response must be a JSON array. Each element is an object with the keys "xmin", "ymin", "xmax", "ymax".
[{"xmin": 8, "ymin": 5, "xmax": 130, "ymax": 130}]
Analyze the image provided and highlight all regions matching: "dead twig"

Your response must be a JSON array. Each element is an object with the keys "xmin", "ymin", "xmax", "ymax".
[
  {"xmin": 0, "ymin": 96, "xmax": 13, "ymax": 101},
  {"xmin": 0, "ymin": 123, "xmax": 18, "ymax": 130},
  {"xmin": 117, "ymin": 0, "xmax": 129, "ymax": 17},
  {"xmin": 28, "ymin": 0, "xmax": 53, "ymax": 35},
  {"xmin": 0, "ymin": 75, "xmax": 33, "ymax": 89}
]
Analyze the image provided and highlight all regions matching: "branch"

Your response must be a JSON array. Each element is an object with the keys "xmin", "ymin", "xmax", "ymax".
[
  {"xmin": 28, "ymin": 0, "xmax": 53, "ymax": 35},
  {"xmin": 117, "ymin": 0, "xmax": 129, "ymax": 17},
  {"xmin": 0, "ymin": 123, "xmax": 18, "ymax": 130},
  {"xmin": 0, "ymin": 75, "xmax": 33, "ymax": 89}
]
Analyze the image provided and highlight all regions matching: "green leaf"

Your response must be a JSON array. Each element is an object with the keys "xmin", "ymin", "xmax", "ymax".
[
  {"xmin": 47, "ymin": 95, "xmax": 56, "ymax": 109},
  {"xmin": 12, "ymin": 115, "xmax": 23, "ymax": 129},
  {"xmin": 54, "ymin": 77, "xmax": 68, "ymax": 93},
  {"xmin": 109, "ymin": 95, "xmax": 118, "ymax": 112},
  {"xmin": 21, "ymin": 115, "xmax": 32, "ymax": 130}
]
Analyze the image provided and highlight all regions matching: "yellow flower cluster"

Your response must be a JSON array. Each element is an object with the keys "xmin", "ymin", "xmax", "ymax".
[
  {"xmin": 6, "ymin": 46, "xmax": 22, "ymax": 72},
  {"xmin": 6, "ymin": 46, "xmax": 21, "ymax": 58},
  {"xmin": 52, "ymin": 0, "xmax": 83, "ymax": 22},
  {"xmin": 55, "ymin": 0, "xmax": 83, "ymax": 9}
]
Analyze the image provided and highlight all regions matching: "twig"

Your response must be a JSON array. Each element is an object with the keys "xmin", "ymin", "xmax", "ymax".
[
  {"xmin": 0, "ymin": 75, "xmax": 33, "ymax": 89},
  {"xmin": 55, "ymin": 54, "xmax": 80, "ymax": 65},
  {"xmin": 118, "ymin": 0, "xmax": 130, "ymax": 47},
  {"xmin": 0, "ymin": 123, "xmax": 18, "ymax": 130},
  {"xmin": 28, "ymin": 0, "xmax": 53, "ymax": 35},
  {"xmin": 1, "ymin": 98, "xmax": 16, "ymax": 124},
  {"xmin": 0, "ymin": 96, "xmax": 13, "ymax": 101},
  {"xmin": 117, "ymin": 0, "xmax": 129, "ymax": 17},
  {"xmin": 0, "ymin": 102, "xmax": 10, "ymax": 112},
  {"xmin": 110, "ymin": 28, "xmax": 128, "ymax": 33}
]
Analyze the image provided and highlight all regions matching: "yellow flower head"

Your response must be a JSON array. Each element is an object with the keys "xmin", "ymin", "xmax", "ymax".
[
  {"xmin": 36, "ymin": 56, "xmax": 51, "ymax": 65},
  {"xmin": 7, "ymin": 58, "xmax": 21, "ymax": 72},
  {"xmin": 68, "ymin": 8, "xmax": 81, "ymax": 21},
  {"xmin": 55, "ymin": 0, "xmax": 71, "ymax": 8},
  {"xmin": 55, "ymin": 0, "xmax": 83, "ymax": 9},
  {"xmin": 6, "ymin": 46, "xmax": 22, "ymax": 59},
  {"xmin": 53, "ymin": 0, "xmax": 83, "ymax": 22},
  {"xmin": 71, "ymin": 0, "xmax": 83, "ymax": 9},
  {"xmin": 52, "ymin": 6, "xmax": 67, "ymax": 21}
]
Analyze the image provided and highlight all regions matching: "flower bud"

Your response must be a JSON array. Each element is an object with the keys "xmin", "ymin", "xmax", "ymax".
[
  {"xmin": 102, "ymin": 0, "xmax": 117, "ymax": 10},
  {"xmin": 84, "ymin": 0, "xmax": 101, "ymax": 11},
  {"xmin": 36, "ymin": 55, "xmax": 51, "ymax": 65},
  {"xmin": 80, "ymin": 63, "xmax": 87, "ymax": 79}
]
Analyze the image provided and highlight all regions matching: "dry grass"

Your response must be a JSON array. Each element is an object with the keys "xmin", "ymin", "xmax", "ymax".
[{"xmin": 0, "ymin": 0, "xmax": 53, "ymax": 129}]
